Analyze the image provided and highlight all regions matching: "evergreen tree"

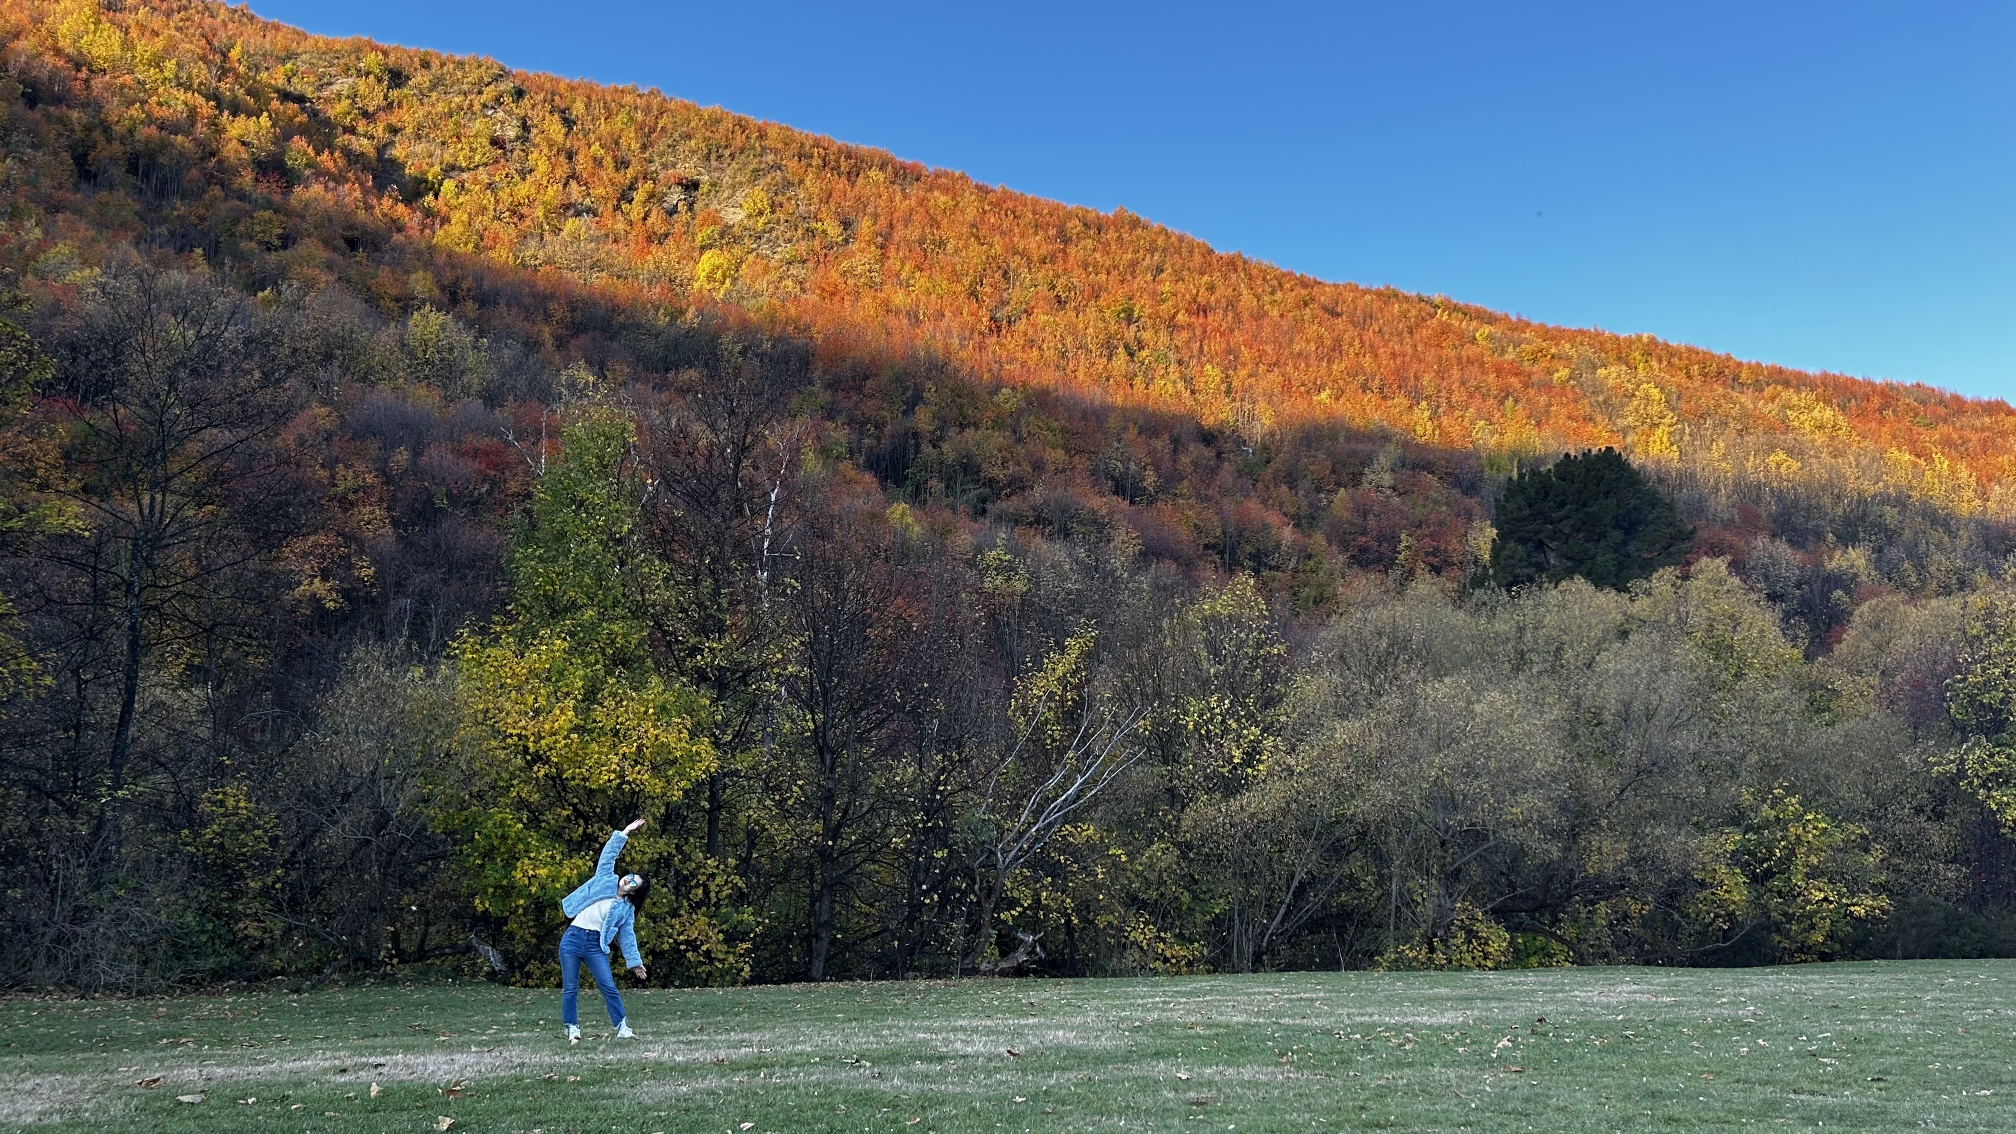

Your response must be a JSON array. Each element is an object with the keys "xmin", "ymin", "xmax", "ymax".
[{"xmin": 1489, "ymin": 448, "xmax": 1692, "ymax": 590}]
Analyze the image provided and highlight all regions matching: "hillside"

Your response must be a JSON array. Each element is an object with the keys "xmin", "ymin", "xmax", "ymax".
[
  {"xmin": 6, "ymin": 0, "xmax": 2014, "ymax": 511},
  {"xmin": 5, "ymin": 0, "xmax": 2016, "ymax": 992}
]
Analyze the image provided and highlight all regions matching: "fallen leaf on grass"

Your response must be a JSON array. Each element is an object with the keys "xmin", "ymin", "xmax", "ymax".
[
  {"xmin": 739, "ymin": 1125, "xmax": 755, "ymax": 1131},
  {"xmin": 565, "ymin": 1075, "xmax": 580, "ymax": 1083},
  {"xmin": 435, "ymin": 1118, "xmax": 455, "ymax": 1132},
  {"xmin": 1175, "ymin": 1073, "xmax": 1192, "ymax": 1081},
  {"xmin": 1005, "ymin": 1048, "xmax": 1020, "ymax": 1057},
  {"xmin": 174, "ymin": 1094, "xmax": 204, "ymax": 1104},
  {"xmin": 907, "ymin": 1119, "xmax": 921, "ymax": 1127},
  {"xmin": 235, "ymin": 1098, "xmax": 256, "ymax": 1105},
  {"xmin": 1012, "ymin": 1097, "xmax": 1026, "ymax": 1103},
  {"xmin": 369, "ymin": 1082, "xmax": 382, "ymax": 1098},
  {"xmin": 1700, "ymin": 1073, "xmax": 1715, "ymax": 1081},
  {"xmin": 1502, "ymin": 1066, "xmax": 1525, "ymax": 1073},
  {"xmin": 134, "ymin": 1076, "xmax": 163, "ymax": 1088}
]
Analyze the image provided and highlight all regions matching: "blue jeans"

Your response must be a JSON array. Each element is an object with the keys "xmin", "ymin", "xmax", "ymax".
[{"xmin": 558, "ymin": 925, "xmax": 625, "ymax": 1027}]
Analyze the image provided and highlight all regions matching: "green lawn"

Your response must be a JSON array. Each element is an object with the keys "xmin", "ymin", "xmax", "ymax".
[{"xmin": 2, "ymin": 960, "xmax": 2011, "ymax": 1132}]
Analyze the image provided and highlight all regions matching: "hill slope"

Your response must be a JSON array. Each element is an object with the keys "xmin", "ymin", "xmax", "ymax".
[
  {"xmin": 10, "ymin": 0, "xmax": 2016, "ymax": 992},
  {"xmin": 6, "ymin": 0, "xmax": 2013, "ymax": 519}
]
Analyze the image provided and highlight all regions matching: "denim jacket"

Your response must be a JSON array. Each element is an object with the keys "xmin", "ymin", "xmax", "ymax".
[{"xmin": 560, "ymin": 830, "xmax": 643, "ymax": 969}]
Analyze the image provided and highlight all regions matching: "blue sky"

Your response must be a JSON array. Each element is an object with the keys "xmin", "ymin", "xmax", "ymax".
[{"xmin": 252, "ymin": 1, "xmax": 2014, "ymax": 400}]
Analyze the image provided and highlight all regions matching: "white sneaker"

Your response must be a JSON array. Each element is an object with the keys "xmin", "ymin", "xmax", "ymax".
[
  {"xmin": 614, "ymin": 1020, "xmax": 635, "ymax": 1039},
  {"xmin": 565, "ymin": 1024, "xmax": 581, "ymax": 1045}
]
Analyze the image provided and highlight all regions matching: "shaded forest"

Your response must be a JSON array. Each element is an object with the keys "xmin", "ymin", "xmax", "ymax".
[{"xmin": 1, "ymin": 0, "xmax": 2014, "ymax": 991}]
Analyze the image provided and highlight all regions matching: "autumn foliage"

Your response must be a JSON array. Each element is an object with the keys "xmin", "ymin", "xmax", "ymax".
[
  {"xmin": 6, "ymin": 1, "xmax": 2016, "ymax": 992},
  {"xmin": 4, "ymin": 0, "xmax": 2014, "ymax": 522}
]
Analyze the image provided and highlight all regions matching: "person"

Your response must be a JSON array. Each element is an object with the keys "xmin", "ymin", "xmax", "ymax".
[{"xmin": 557, "ymin": 818, "xmax": 652, "ymax": 1043}]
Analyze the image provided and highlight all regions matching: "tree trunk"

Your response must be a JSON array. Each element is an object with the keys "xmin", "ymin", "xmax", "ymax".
[
  {"xmin": 807, "ymin": 748, "xmax": 841, "ymax": 980},
  {"xmin": 976, "ymin": 931, "xmax": 1043, "ymax": 977},
  {"xmin": 965, "ymin": 858, "xmax": 1006, "ymax": 972},
  {"xmin": 97, "ymin": 550, "xmax": 145, "ymax": 871},
  {"xmin": 704, "ymin": 771, "xmax": 723, "ymax": 859},
  {"xmin": 1228, "ymin": 897, "xmax": 1256, "ymax": 974},
  {"xmin": 807, "ymin": 866, "xmax": 834, "ymax": 980}
]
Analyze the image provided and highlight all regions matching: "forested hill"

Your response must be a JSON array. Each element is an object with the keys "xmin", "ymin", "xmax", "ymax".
[
  {"xmin": 8, "ymin": 0, "xmax": 2016, "ymax": 500},
  {"xmin": 5, "ymin": 0, "xmax": 2016, "ymax": 993}
]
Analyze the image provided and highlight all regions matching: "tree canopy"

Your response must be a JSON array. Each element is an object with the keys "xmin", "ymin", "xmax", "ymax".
[{"xmin": 1, "ymin": 1, "xmax": 2014, "ymax": 992}]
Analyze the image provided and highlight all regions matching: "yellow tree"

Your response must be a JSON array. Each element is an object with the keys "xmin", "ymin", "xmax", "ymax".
[
  {"xmin": 1689, "ymin": 788, "xmax": 1890, "ymax": 963},
  {"xmin": 453, "ymin": 408, "xmax": 718, "ymax": 975}
]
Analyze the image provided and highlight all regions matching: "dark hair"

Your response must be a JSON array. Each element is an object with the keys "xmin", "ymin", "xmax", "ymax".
[{"xmin": 625, "ymin": 874, "xmax": 651, "ymax": 910}]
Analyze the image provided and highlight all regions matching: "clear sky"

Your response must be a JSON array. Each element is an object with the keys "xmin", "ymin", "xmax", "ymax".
[{"xmin": 250, "ymin": 1, "xmax": 2015, "ymax": 400}]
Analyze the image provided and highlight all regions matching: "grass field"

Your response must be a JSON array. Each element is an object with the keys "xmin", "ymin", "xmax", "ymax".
[{"xmin": 2, "ymin": 960, "xmax": 2011, "ymax": 1133}]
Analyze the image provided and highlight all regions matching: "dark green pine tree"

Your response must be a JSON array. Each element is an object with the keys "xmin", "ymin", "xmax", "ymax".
[{"xmin": 1489, "ymin": 447, "xmax": 1693, "ymax": 590}]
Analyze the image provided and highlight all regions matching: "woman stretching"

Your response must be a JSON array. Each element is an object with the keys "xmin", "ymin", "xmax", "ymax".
[{"xmin": 558, "ymin": 818, "xmax": 651, "ymax": 1043}]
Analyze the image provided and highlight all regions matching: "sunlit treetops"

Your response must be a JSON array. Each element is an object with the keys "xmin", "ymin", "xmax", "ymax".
[{"xmin": 9, "ymin": 0, "xmax": 2016, "ymax": 516}]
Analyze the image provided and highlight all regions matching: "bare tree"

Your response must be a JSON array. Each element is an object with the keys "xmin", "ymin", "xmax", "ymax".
[
  {"xmin": 773, "ymin": 497, "xmax": 915, "ymax": 980},
  {"xmin": 637, "ymin": 337, "xmax": 804, "ymax": 860},
  {"xmin": 966, "ymin": 697, "xmax": 1145, "ymax": 974},
  {"xmin": 265, "ymin": 648, "xmax": 470, "ymax": 979},
  {"xmin": 33, "ymin": 264, "xmax": 298, "ymax": 870}
]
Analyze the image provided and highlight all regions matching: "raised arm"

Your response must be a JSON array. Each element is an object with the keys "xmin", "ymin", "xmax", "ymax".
[
  {"xmin": 595, "ymin": 819, "xmax": 647, "ymax": 877},
  {"xmin": 593, "ymin": 830, "xmax": 626, "ymax": 877}
]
